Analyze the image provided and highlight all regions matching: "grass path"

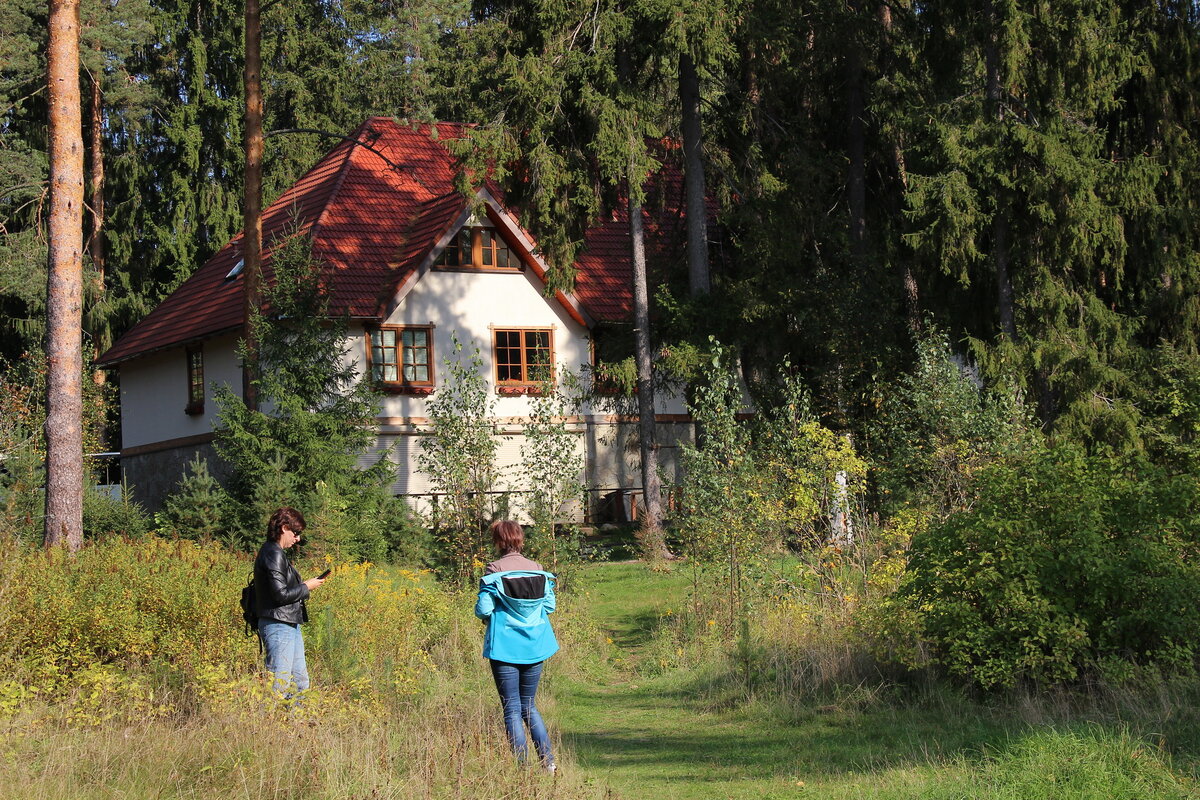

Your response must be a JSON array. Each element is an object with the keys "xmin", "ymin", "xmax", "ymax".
[{"xmin": 551, "ymin": 562, "xmax": 1200, "ymax": 800}]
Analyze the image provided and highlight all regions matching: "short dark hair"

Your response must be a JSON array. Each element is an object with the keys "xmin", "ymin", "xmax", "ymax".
[
  {"xmin": 490, "ymin": 519, "xmax": 524, "ymax": 554},
  {"xmin": 267, "ymin": 507, "xmax": 306, "ymax": 542}
]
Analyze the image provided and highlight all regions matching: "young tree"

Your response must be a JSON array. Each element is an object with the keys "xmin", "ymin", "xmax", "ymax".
[
  {"xmin": 44, "ymin": 0, "xmax": 85, "ymax": 550},
  {"xmin": 519, "ymin": 374, "xmax": 585, "ymax": 575},
  {"xmin": 214, "ymin": 231, "xmax": 396, "ymax": 553},
  {"xmin": 417, "ymin": 337, "xmax": 502, "ymax": 584}
]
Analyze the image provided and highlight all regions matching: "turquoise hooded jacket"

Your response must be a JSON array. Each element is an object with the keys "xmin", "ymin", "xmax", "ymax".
[{"xmin": 475, "ymin": 570, "xmax": 559, "ymax": 664}]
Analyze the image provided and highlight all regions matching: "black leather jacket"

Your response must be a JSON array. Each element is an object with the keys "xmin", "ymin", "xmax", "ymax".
[{"xmin": 253, "ymin": 540, "xmax": 310, "ymax": 624}]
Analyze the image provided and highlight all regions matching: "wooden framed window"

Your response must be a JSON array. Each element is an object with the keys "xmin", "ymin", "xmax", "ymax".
[
  {"xmin": 368, "ymin": 326, "xmax": 435, "ymax": 392},
  {"xmin": 185, "ymin": 345, "xmax": 204, "ymax": 415},
  {"xmin": 493, "ymin": 328, "xmax": 553, "ymax": 388},
  {"xmin": 437, "ymin": 225, "xmax": 521, "ymax": 270}
]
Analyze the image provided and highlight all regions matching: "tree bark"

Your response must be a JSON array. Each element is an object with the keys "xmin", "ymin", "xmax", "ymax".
[
  {"xmin": 629, "ymin": 162, "xmax": 664, "ymax": 535},
  {"xmin": 985, "ymin": 3, "xmax": 1017, "ymax": 340},
  {"xmin": 243, "ymin": 0, "xmax": 263, "ymax": 410},
  {"xmin": 845, "ymin": 5, "xmax": 867, "ymax": 260},
  {"xmin": 679, "ymin": 52, "xmax": 711, "ymax": 296},
  {"xmin": 88, "ymin": 72, "xmax": 105, "ymax": 286},
  {"xmin": 45, "ymin": 0, "xmax": 85, "ymax": 551}
]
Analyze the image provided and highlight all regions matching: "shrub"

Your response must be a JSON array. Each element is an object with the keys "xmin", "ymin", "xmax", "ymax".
[
  {"xmin": 0, "ymin": 536, "xmax": 460, "ymax": 709},
  {"xmin": 82, "ymin": 484, "xmax": 150, "ymax": 539},
  {"xmin": 677, "ymin": 345, "xmax": 865, "ymax": 629},
  {"xmin": 307, "ymin": 561, "xmax": 453, "ymax": 694},
  {"xmin": 898, "ymin": 445, "xmax": 1200, "ymax": 688},
  {"xmin": 869, "ymin": 329, "xmax": 1036, "ymax": 517},
  {"xmin": 0, "ymin": 537, "xmax": 252, "ymax": 693}
]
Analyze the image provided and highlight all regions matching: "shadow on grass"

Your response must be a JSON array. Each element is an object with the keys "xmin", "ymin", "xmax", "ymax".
[
  {"xmin": 561, "ymin": 673, "xmax": 1200, "ymax": 795},
  {"xmin": 564, "ymin": 682, "xmax": 1009, "ymax": 780}
]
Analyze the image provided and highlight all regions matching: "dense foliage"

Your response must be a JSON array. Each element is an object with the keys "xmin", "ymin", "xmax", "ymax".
[
  {"xmin": 183, "ymin": 233, "xmax": 413, "ymax": 558},
  {"xmin": 5, "ymin": 0, "xmax": 1200, "ymax": 692},
  {"xmin": 4, "ymin": 0, "xmax": 1198, "ymax": 452},
  {"xmin": 899, "ymin": 447, "xmax": 1200, "ymax": 689}
]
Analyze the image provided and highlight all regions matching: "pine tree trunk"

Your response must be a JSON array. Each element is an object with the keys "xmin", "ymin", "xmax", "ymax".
[
  {"xmin": 985, "ymin": 3, "xmax": 1017, "ymax": 340},
  {"xmin": 629, "ymin": 167, "xmax": 664, "ymax": 536},
  {"xmin": 845, "ymin": 6, "xmax": 867, "ymax": 260},
  {"xmin": 679, "ymin": 52, "xmax": 711, "ymax": 296},
  {"xmin": 88, "ymin": 73, "xmax": 105, "ymax": 287},
  {"xmin": 45, "ymin": 0, "xmax": 85, "ymax": 551},
  {"xmin": 243, "ymin": 0, "xmax": 263, "ymax": 411}
]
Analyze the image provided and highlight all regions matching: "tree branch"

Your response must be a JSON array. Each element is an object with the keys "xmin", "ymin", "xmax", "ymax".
[{"xmin": 264, "ymin": 128, "xmax": 408, "ymax": 172}]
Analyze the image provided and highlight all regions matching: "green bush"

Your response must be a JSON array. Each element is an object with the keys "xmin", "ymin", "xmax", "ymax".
[
  {"xmin": 869, "ymin": 330, "xmax": 1036, "ymax": 517},
  {"xmin": 899, "ymin": 444, "xmax": 1200, "ymax": 688},
  {"xmin": 82, "ymin": 484, "xmax": 150, "ymax": 539},
  {"xmin": 677, "ymin": 344, "xmax": 865, "ymax": 629},
  {"xmin": 0, "ymin": 536, "xmax": 456, "ymax": 706}
]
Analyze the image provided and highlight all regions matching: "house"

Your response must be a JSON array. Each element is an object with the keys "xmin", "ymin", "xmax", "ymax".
[{"xmin": 96, "ymin": 117, "xmax": 698, "ymax": 519}]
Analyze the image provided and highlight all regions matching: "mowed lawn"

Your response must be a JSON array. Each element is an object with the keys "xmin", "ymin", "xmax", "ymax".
[{"xmin": 552, "ymin": 561, "xmax": 1200, "ymax": 800}]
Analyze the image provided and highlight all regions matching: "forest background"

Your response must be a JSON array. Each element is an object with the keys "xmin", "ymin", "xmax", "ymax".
[
  {"xmin": 3, "ymin": 1, "xmax": 1200, "ymax": 797},
  {"xmin": 4, "ymin": 0, "xmax": 1200, "ymax": 456}
]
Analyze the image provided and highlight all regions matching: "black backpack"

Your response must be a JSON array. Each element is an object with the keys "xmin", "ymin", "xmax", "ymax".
[{"xmin": 240, "ymin": 574, "xmax": 258, "ymax": 635}]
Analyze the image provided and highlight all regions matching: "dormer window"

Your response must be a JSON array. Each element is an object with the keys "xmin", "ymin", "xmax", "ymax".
[{"xmin": 437, "ymin": 217, "xmax": 521, "ymax": 270}]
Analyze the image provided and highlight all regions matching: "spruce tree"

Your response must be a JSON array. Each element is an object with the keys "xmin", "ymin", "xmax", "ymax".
[{"xmin": 213, "ymin": 231, "xmax": 395, "ymax": 552}]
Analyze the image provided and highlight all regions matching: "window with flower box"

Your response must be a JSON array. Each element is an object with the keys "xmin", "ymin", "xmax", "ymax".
[{"xmin": 493, "ymin": 328, "xmax": 553, "ymax": 391}]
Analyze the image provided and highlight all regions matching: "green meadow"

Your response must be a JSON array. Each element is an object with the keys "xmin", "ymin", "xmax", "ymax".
[
  {"xmin": 551, "ymin": 561, "xmax": 1200, "ymax": 800},
  {"xmin": 0, "ymin": 542, "xmax": 1198, "ymax": 799}
]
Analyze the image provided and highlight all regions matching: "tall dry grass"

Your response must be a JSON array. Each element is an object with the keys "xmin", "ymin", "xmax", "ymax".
[
  {"xmin": 0, "ymin": 536, "xmax": 617, "ymax": 799},
  {"xmin": 1, "ymin": 680, "xmax": 613, "ymax": 800}
]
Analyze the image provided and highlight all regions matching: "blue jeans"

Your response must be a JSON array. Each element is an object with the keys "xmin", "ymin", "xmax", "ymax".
[
  {"xmin": 489, "ymin": 660, "xmax": 553, "ymax": 766},
  {"xmin": 259, "ymin": 619, "xmax": 309, "ymax": 696}
]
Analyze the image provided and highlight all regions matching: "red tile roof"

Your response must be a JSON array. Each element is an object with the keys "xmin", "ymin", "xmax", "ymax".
[{"xmin": 97, "ymin": 118, "xmax": 689, "ymax": 366}]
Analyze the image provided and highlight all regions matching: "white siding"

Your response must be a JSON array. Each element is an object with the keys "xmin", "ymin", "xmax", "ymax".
[{"xmin": 117, "ymin": 333, "xmax": 242, "ymax": 448}]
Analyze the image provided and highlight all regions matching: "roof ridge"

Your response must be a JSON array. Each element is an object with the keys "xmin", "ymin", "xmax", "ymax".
[{"xmin": 307, "ymin": 119, "xmax": 372, "ymax": 251}]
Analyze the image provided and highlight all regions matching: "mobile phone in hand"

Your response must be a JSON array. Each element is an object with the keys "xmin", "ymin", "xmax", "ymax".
[{"xmin": 318, "ymin": 568, "xmax": 332, "ymax": 580}]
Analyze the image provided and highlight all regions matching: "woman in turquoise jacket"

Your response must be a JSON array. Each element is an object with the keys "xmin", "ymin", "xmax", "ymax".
[{"xmin": 475, "ymin": 520, "xmax": 558, "ymax": 771}]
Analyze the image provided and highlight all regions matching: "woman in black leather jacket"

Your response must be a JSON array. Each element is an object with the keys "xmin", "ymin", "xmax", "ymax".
[{"xmin": 254, "ymin": 507, "xmax": 325, "ymax": 696}]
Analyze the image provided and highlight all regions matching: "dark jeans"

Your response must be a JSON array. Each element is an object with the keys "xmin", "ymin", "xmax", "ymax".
[{"xmin": 489, "ymin": 659, "xmax": 553, "ymax": 766}]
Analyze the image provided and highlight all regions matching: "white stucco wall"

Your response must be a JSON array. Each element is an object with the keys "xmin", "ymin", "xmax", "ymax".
[
  {"xmin": 361, "ymin": 267, "xmax": 594, "ymax": 419},
  {"xmin": 117, "ymin": 332, "xmax": 243, "ymax": 449},
  {"xmin": 116, "ymin": 264, "xmax": 693, "ymax": 519}
]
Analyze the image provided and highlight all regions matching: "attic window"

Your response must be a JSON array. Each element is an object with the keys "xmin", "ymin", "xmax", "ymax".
[
  {"xmin": 225, "ymin": 259, "xmax": 245, "ymax": 280},
  {"xmin": 437, "ymin": 220, "xmax": 521, "ymax": 270}
]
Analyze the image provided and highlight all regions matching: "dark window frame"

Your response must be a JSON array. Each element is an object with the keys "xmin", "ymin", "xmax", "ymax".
[{"xmin": 185, "ymin": 345, "xmax": 204, "ymax": 415}]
